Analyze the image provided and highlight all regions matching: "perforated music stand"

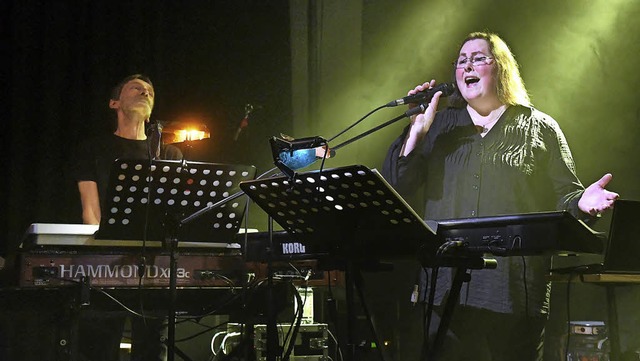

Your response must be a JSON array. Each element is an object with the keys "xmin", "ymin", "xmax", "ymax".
[
  {"xmin": 240, "ymin": 164, "xmax": 437, "ymax": 361},
  {"xmin": 95, "ymin": 158, "xmax": 256, "ymax": 244},
  {"xmin": 239, "ymin": 164, "xmax": 437, "ymax": 260},
  {"xmin": 95, "ymin": 158, "xmax": 256, "ymax": 361}
]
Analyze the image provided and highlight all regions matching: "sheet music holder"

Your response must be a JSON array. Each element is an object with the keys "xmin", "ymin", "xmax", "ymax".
[
  {"xmin": 239, "ymin": 164, "xmax": 438, "ymax": 260},
  {"xmin": 241, "ymin": 164, "xmax": 438, "ymax": 361},
  {"xmin": 95, "ymin": 159, "xmax": 256, "ymax": 244},
  {"xmin": 94, "ymin": 158, "xmax": 256, "ymax": 361}
]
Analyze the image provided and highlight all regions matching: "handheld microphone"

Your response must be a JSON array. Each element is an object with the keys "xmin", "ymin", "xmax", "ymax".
[{"xmin": 386, "ymin": 82, "xmax": 457, "ymax": 107}]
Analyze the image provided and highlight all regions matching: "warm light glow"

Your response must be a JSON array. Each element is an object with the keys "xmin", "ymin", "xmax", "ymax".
[
  {"xmin": 161, "ymin": 121, "xmax": 211, "ymax": 144},
  {"xmin": 175, "ymin": 129, "xmax": 209, "ymax": 142}
]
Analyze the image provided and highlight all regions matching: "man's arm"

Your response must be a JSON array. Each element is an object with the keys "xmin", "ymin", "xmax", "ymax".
[{"xmin": 78, "ymin": 180, "xmax": 100, "ymax": 225}]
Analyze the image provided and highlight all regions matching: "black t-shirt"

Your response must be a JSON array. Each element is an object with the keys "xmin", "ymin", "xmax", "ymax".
[{"xmin": 70, "ymin": 133, "xmax": 183, "ymax": 216}]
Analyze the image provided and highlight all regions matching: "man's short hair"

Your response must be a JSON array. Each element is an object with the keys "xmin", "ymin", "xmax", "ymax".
[{"xmin": 110, "ymin": 74, "xmax": 153, "ymax": 101}]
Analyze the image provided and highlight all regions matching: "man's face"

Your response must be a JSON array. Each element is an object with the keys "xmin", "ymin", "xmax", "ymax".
[{"xmin": 110, "ymin": 79, "xmax": 155, "ymax": 119}]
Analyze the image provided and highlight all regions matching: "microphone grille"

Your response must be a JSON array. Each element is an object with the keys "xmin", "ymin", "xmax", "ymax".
[{"xmin": 441, "ymin": 82, "xmax": 457, "ymax": 96}]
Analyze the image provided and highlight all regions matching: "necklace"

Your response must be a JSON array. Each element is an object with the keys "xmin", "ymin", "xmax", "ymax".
[
  {"xmin": 477, "ymin": 117, "xmax": 500, "ymax": 134},
  {"xmin": 470, "ymin": 105, "xmax": 508, "ymax": 135}
]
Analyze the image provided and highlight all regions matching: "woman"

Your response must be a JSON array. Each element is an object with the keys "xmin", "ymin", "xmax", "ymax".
[{"xmin": 382, "ymin": 31, "xmax": 618, "ymax": 361}]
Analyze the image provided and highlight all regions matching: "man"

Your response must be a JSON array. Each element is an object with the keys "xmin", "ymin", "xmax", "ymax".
[
  {"xmin": 76, "ymin": 74, "xmax": 182, "ymax": 225},
  {"xmin": 382, "ymin": 32, "xmax": 618, "ymax": 361},
  {"xmin": 72, "ymin": 74, "xmax": 182, "ymax": 361}
]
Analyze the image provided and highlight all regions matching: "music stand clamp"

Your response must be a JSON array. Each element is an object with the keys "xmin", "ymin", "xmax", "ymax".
[
  {"xmin": 270, "ymin": 135, "xmax": 329, "ymax": 179},
  {"xmin": 240, "ymin": 164, "xmax": 438, "ymax": 361},
  {"xmin": 96, "ymin": 158, "xmax": 256, "ymax": 361}
]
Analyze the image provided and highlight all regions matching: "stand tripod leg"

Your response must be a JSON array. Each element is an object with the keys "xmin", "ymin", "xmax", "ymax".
[
  {"xmin": 345, "ymin": 262, "xmax": 356, "ymax": 361},
  {"xmin": 266, "ymin": 217, "xmax": 279, "ymax": 361},
  {"xmin": 353, "ymin": 268, "xmax": 387, "ymax": 361},
  {"xmin": 427, "ymin": 267, "xmax": 470, "ymax": 361},
  {"xmin": 167, "ymin": 239, "xmax": 178, "ymax": 361},
  {"xmin": 266, "ymin": 265, "xmax": 278, "ymax": 361},
  {"xmin": 343, "ymin": 262, "xmax": 387, "ymax": 361}
]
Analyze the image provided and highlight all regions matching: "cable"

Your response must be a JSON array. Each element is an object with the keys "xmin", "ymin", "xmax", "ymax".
[
  {"xmin": 436, "ymin": 240, "xmax": 464, "ymax": 256},
  {"xmin": 175, "ymin": 320, "xmax": 229, "ymax": 343},
  {"xmin": 421, "ymin": 265, "xmax": 439, "ymax": 358},
  {"xmin": 326, "ymin": 104, "xmax": 388, "ymax": 143},
  {"xmin": 282, "ymin": 275, "xmax": 307, "ymax": 360},
  {"xmin": 220, "ymin": 332, "xmax": 241, "ymax": 356},
  {"xmin": 210, "ymin": 330, "xmax": 227, "ymax": 356},
  {"xmin": 520, "ymin": 255, "xmax": 530, "ymax": 317},
  {"xmin": 135, "ymin": 141, "xmax": 156, "ymax": 327},
  {"xmin": 564, "ymin": 268, "xmax": 575, "ymax": 361},
  {"xmin": 323, "ymin": 268, "xmax": 344, "ymax": 361},
  {"xmin": 327, "ymin": 328, "xmax": 344, "ymax": 361}
]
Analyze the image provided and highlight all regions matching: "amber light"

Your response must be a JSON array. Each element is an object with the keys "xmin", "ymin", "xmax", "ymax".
[
  {"xmin": 161, "ymin": 122, "xmax": 211, "ymax": 144},
  {"xmin": 175, "ymin": 128, "xmax": 209, "ymax": 142}
]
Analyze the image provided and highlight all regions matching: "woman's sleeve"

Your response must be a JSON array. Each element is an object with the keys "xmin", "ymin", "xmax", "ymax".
[
  {"xmin": 541, "ymin": 115, "xmax": 589, "ymax": 221},
  {"xmin": 381, "ymin": 125, "xmax": 428, "ymax": 211}
]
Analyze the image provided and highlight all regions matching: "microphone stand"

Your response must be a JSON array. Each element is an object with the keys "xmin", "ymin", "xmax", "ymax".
[
  {"xmin": 265, "ymin": 216, "xmax": 279, "ymax": 361},
  {"xmin": 168, "ymin": 100, "xmax": 428, "ymax": 360},
  {"xmin": 164, "ymin": 164, "xmax": 282, "ymax": 361},
  {"xmin": 164, "ymin": 164, "xmax": 263, "ymax": 361},
  {"xmin": 331, "ymin": 104, "xmax": 427, "ymax": 152},
  {"xmin": 164, "ymin": 190, "xmax": 247, "ymax": 361},
  {"xmin": 309, "ymin": 102, "xmax": 429, "ymax": 359}
]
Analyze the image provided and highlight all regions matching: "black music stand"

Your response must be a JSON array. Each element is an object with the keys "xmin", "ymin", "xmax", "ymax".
[
  {"xmin": 240, "ymin": 164, "xmax": 438, "ymax": 361},
  {"xmin": 95, "ymin": 158, "xmax": 256, "ymax": 361},
  {"xmin": 96, "ymin": 158, "xmax": 256, "ymax": 244},
  {"xmin": 240, "ymin": 164, "xmax": 437, "ymax": 259}
]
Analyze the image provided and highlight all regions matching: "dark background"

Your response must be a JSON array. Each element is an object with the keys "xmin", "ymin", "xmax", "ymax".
[
  {"xmin": 3, "ymin": 0, "xmax": 639, "ymax": 254},
  {"xmin": 2, "ymin": 1, "xmax": 640, "ymax": 359},
  {"xmin": 1, "ymin": 0, "xmax": 293, "ymax": 255}
]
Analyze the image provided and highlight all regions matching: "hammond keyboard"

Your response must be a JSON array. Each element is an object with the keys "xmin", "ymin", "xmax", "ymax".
[
  {"xmin": 22, "ymin": 223, "xmax": 241, "ymax": 250},
  {"xmin": 15, "ymin": 224, "xmax": 341, "ymax": 288},
  {"xmin": 18, "ymin": 251, "xmax": 249, "ymax": 288}
]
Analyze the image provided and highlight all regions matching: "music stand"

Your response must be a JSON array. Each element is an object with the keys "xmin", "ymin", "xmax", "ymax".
[
  {"xmin": 240, "ymin": 164, "xmax": 437, "ymax": 259},
  {"xmin": 95, "ymin": 158, "xmax": 256, "ymax": 361},
  {"xmin": 240, "ymin": 164, "xmax": 438, "ymax": 361},
  {"xmin": 96, "ymin": 158, "xmax": 256, "ymax": 244}
]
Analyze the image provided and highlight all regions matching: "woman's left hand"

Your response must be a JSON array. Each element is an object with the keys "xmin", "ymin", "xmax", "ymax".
[{"xmin": 578, "ymin": 173, "xmax": 620, "ymax": 216}]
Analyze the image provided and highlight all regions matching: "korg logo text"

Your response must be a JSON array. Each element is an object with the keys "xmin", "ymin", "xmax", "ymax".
[{"xmin": 281, "ymin": 242, "xmax": 306, "ymax": 254}]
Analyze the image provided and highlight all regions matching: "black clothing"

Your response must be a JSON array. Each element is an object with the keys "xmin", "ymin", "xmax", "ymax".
[
  {"xmin": 427, "ymin": 306, "xmax": 546, "ymax": 361},
  {"xmin": 71, "ymin": 133, "xmax": 183, "ymax": 217},
  {"xmin": 71, "ymin": 132, "xmax": 182, "ymax": 361},
  {"xmin": 381, "ymin": 105, "xmax": 587, "ymax": 361},
  {"xmin": 383, "ymin": 105, "xmax": 585, "ymax": 315}
]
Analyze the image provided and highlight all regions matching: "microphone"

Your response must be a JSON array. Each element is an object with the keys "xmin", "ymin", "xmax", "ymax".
[
  {"xmin": 386, "ymin": 82, "xmax": 457, "ymax": 107},
  {"xmin": 233, "ymin": 103, "xmax": 262, "ymax": 141},
  {"xmin": 146, "ymin": 120, "xmax": 163, "ymax": 159}
]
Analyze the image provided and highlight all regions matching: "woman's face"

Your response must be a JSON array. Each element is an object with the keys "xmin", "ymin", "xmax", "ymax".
[{"xmin": 455, "ymin": 39, "xmax": 499, "ymax": 105}]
